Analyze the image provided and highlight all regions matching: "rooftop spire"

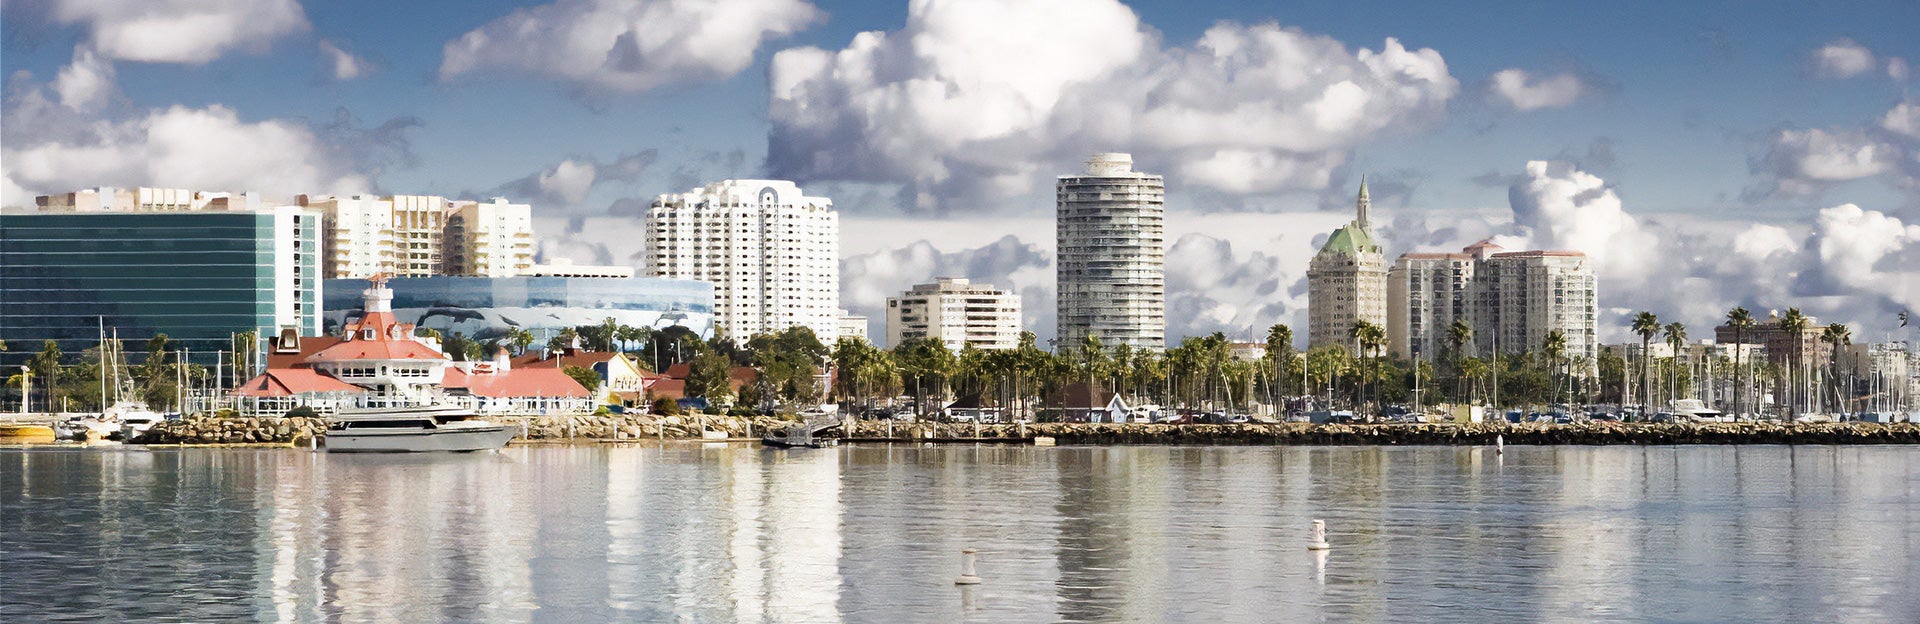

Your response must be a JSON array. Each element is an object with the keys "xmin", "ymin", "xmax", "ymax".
[{"xmin": 1356, "ymin": 177, "xmax": 1371, "ymax": 229}]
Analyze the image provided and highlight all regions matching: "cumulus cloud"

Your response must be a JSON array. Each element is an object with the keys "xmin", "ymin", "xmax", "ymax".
[
  {"xmin": 768, "ymin": 0, "xmax": 1458, "ymax": 211},
  {"xmin": 1486, "ymin": 69, "xmax": 1593, "ymax": 111},
  {"xmin": 49, "ymin": 0, "xmax": 309, "ymax": 64},
  {"xmin": 317, "ymin": 40, "xmax": 370, "ymax": 81},
  {"xmin": 2, "ymin": 105, "xmax": 378, "ymax": 201},
  {"xmin": 1749, "ymin": 100, "xmax": 1920, "ymax": 198},
  {"xmin": 1808, "ymin": 38, "xmax": 1910, "ymax": 82},
  {"xmin": 52, "ymin": 47, "xmax": 116, "ymax": 111},
  {"xmin": 1811, "ymin": 38, "xmax": 1877, "ymax": 78},
  {"xmin": 492, "ymin": 151, "xmax": 658, "ymax": 208},
  {"xmin": 1165, "ymin": 234, "xmax": 1296, "ymax": 339},
  {"xmin": 1506, "ymin": 160, "xmax": 1658, "ymax": 280},
  {"xmin": 2, "ymin": 68, "xmax": 414, "ymax": 206},
  {"xmin": 440, "ymin": 0, "xmax": 822, "ymax": 96}
]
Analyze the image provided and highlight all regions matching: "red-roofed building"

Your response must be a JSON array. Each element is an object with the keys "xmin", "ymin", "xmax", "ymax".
[
  {"xmin": 512, "ymin": 348, "xmax": 653, "ymax": 405},
  {"xmin": 225, "ymin": 278, "xmax": 592, "ymax": 417}
]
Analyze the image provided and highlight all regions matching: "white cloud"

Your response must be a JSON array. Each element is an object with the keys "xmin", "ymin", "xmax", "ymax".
[
  {"xmin": 2, "ymin": 105, "xmax": 372, "ymax": 202},
  {"xmin": 1811, "ymin": 38, "xmax": 1877, "ymax": 79},
  {"xmin": 1881, "ymin": 101, "xmax": 1920, "ymax": 140},
  {"xmin": 1486, "ymin": 69, "xmax": 1589, "ymax": 111},
  {"xmin": 768, "ymin": 0, "xmax": 1457, "ymax": 210},
  {"xmin": 1750, "ymin": 99, "xmax": 1920, "ymax": 198},
  {"xmin": 492, "ymin": 151, "xmax": 657, "ymax": 209},
  {"xmin": 1802, "ymin": 203, "xmax": 1920, "ymax": 295},
  {"xmin": 50, "ymin": 0, "xmax": 309, "ymax": 64},
  {"xmin": 1506, "ymin": 160, "xmax": 1657, "ymax": 280},
  {"xmin": 52, "ymin": 47, "xmax": 116, "ymax": 111},
  {"xmin": 318, "ymin": 40, "xmax": 369, "ymax": 81},
  {"xmin": 440, "ymin": 0, "xmax": 822, "ymax": 95}
]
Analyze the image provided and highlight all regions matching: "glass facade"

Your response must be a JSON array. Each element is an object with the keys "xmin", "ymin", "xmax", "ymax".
[
  {"xmin": 0, "ymin": 209, "xmax": 321, "ymax": 366},
  {"xmin": 323, "ymin": 276, "xmax": 715, "ymax": 343}
]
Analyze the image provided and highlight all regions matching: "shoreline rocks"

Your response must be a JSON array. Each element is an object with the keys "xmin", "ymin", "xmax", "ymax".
[{"xmin": 128, "ymin": 416, "xmax": 1920, "ymax": 446}]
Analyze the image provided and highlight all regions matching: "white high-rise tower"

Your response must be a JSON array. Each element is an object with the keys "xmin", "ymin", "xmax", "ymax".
[
  {"xmin": 1056, "ymin": 153, "xmax": 1165, "ymax": 350},
  {"xmin": 645, "ymin": 180, "xmax": 839, "ymax": 342}
]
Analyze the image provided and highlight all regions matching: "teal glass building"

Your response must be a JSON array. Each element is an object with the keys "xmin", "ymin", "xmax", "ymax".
[{"xmin": 0, "ymin": 208, "xmax": 321, "ymax": 366}]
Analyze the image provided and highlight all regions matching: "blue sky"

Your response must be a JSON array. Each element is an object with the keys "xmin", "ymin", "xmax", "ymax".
[{"xmin": 3, "ymin": 0, "xmax": 1917, "ymax": 342}]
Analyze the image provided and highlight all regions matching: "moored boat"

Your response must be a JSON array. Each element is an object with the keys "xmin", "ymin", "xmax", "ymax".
[{"xmin": 325, "ymin": 403, "xmax": 517, "ymax": 453}]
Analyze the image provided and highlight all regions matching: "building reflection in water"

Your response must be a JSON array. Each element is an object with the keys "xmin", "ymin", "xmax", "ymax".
[{"xmin": 6, "ymin": 444, "xmax": 1920, "ymax": 623}]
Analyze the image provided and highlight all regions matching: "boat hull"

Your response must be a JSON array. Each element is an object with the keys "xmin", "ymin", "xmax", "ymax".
[{"xmin": 325, "ymin": 425, "xmax": 517, "ymax": 453}]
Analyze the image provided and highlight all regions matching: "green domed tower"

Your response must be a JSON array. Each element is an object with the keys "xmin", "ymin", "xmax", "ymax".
[{"xmin": 1307, "ymin": 180, "xmax": 1388, "ymax": 349}]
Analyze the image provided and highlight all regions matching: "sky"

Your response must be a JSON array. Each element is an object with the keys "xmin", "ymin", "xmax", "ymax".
[{"xmin": 3, "ymin": 0, "xmax": 1918, "ymax": 347}]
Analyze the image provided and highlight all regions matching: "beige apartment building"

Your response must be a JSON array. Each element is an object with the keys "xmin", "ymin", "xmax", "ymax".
[{"xmin": 887, "ymin": 278, "xmax": 1022, "ymax": 350}]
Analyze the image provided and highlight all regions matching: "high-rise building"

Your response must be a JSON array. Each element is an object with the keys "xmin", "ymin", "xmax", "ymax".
[
  {"xmin": 886, "ymin": 278, "xmax": 1022, "ymax": 350},
  {"xmin": 1472, "ymin": 249, "xmax": 1598, "ymax": 363},
  {"xmin": 444, "ymin": 198, "xmax": 534, "ymax": 277},
  {"xmin": 1056, "ymin": 153, "xmax": 1165, "ymax": 350},
  {"xmin": 302, "ymin": 194, "xmax": 535, "ymax": 279},
  {"xmin": 1386, "ymin": 240, "xmax": 1501, "ymax": 360},
  {"xmin": 644, "ymin": 179, "xmax": 839, "ymax": 342},
  {"xmin": 389, "ymin": 195, "xmax": 451, "ymax": 277},
  {"xmin": 302, "ymin": 194, "xmax": 399, "ymax": 279},
  {"xmin": 1387, "ymin": 239, "xmax": 1598, "ymax": 365},
  {"xmin": 0, "ymin": 206, "xmax": 321, "ymax": 365},
  {"xmin": 1307, "ymin": 181, "xmax": 1387, "ymax": 349}
]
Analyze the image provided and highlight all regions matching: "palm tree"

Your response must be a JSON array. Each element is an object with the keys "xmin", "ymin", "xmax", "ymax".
[
  {"xmin": 1631, "ymin": 311, "xmax": 1660, "ymax": 416},
  {"xmin": 1820, "ymin": 322, "xmax": 1851, "ymax": 415},
  {"xmin": 1264, "ymin": 324, "xmax": 1294, "ymax": 404},
  {"xmin": 1664, "ymin": 322, "xmax": 1687, "ymax": 405},
  {"xmin": 505, "ymin": 327, "xmax": 536, "ymax": 356},
  {"xmin": 1542, "ymin": 330, "xmax": 1568, "ymax": 408},
  {"xmin": 1446, "ymin": 319, "xmax": 1473, "ymax": 405},
  {"xmin": 1350, "ymin": 321, "xmax": 1386, "ymax": 416},
  {"xmin": 1779, "ymin": 308, "xmax": 1810, "ymax": 419},
  {"xmin": 1725, "ymin": 307, "xmax": 1755, "ymax": 418}
]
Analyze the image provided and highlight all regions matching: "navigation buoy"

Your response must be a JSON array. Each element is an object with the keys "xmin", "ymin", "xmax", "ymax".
[
  {"xmin": 1496, "ymin": 434, "xmax": 1505, "ymax": 455},
  {"xmin": 1307, "ymin": 519, "xmax": 1332, "ymax": 550},
  {"xmin": 955, "ymin": 548, "xmax": 982, "ymax": 585}
]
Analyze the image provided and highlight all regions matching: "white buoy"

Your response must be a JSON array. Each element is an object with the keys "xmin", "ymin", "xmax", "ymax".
[
  {"xmin": 1307, "ymin": 519, "xmax": 1332, "ymax": 550},
  {"xmin": 955, "ymin": 548, "xmax": 983, "ymax": 584},
  {"xmin": 1496, "ymin": 434, "xmax": 1505, "ymax": 455}
]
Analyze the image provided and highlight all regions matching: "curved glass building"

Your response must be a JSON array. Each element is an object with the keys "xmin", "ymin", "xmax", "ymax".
[{"xmin": 323, "ymin": 276, "xmax": 715, "ymax": 343}]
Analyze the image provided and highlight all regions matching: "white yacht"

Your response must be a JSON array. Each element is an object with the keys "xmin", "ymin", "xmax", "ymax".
[
  {"xmin": 326, "ymin": 403, "xmax": 517, "ymax": 453},
  {"xmin": 1672, "ymin": 399, "xmax": 1728, "ymax": 423}
]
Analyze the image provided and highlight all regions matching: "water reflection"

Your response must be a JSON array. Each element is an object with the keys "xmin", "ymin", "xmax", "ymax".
[{"xmin": 2, "ymin": 444, "xmax": 1918, "ymax": 623}]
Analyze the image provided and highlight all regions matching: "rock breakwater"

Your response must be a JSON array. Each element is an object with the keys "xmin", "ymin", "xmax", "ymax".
[{"xmin": 128, "ymin": 416, "xmax": 1920, "ymax": 446}]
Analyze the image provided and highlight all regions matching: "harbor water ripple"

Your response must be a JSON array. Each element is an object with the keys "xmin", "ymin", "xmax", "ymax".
[{"xmin": 3, "ymin": 444, "xmax": 1918, "ymax": 623}]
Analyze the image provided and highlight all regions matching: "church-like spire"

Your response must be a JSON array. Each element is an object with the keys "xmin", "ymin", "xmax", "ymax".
[{"xmin": 1356, "ymin": 177, "xmax": 1371, "ymax": 229}]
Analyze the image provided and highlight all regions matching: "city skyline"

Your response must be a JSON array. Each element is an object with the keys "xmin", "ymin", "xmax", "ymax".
[{"xmin": 2, "ymin": 0, "xmax": 1918, "ymax": 345}]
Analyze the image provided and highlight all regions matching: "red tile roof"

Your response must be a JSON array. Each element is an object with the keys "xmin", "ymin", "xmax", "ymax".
[
  {"xmin": 266, "ymin": 336, "xmax": 343, "ymax": 370},
  {"xmin": 647, "ymin": 378, "xmax": 687, "ymax": 400},
  {"xmin": 230, "ymin": 369, "xmax": 366, "ymax": 397},
  {"xmin": 445, "ymin": 368, "xmax": 590, "ymax": 398}
]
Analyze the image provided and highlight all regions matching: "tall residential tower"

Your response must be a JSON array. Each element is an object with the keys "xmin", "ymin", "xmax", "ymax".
[
  {"xmin": 1056, "ymin": 153, "xmax": 1165, "ymax": 350},
  {"xmin": 644, "ymin": 179, "xmax": 840, "ymax": 342},
  {"xmin": 1307, "ymin": 181, "xmax": 1387, "ymax": 349}
]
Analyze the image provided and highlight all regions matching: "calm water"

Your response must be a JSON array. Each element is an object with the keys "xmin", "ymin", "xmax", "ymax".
[{"xmin": 2, "ymin": 443, "xmax": 1917, "ymax": 623}]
